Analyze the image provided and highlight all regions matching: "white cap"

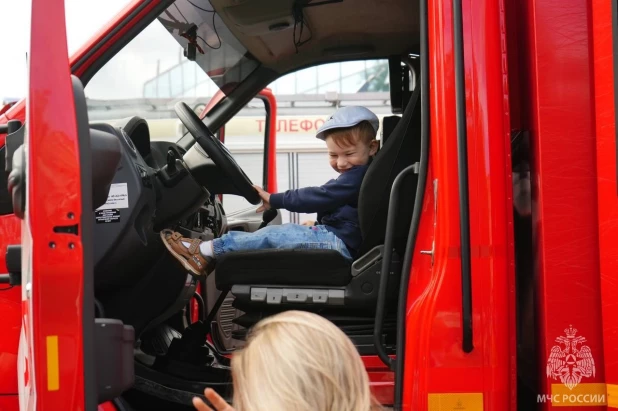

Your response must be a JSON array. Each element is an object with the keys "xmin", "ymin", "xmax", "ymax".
[{"xmin": 315, "ymin": 106, "xmax": 379, "ymax": 140}]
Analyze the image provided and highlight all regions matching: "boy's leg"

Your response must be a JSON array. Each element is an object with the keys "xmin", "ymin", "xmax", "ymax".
[
  {"xmin": 212, "ymin": 224, "xmax": 351, "ymax": 259},
  {"xmin": 161, "ymin": 224, "xmax": 352, "ymax": 276}
]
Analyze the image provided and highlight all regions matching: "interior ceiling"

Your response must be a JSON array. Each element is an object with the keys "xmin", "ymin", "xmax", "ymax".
[{"xmin": 210, "ymin": 0, "xmax": 419, "ymax": 73}]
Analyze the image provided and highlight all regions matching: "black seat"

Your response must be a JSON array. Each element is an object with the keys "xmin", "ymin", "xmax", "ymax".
[
  {"xmin": 217, "ymin": 249, "xmax": 351, "ymax": 288},
  {"xmin": 381, "ymin": 115, "xmax": 401, "ymax": 147},
  {"xmin": 215, "ymin": 84, "xmax": 421, "ymax": 309}
]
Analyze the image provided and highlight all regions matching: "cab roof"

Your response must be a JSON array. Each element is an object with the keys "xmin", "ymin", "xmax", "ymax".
[{"xmin": 210, "ymin": 0, "xmax": 419, "ymax": 73}]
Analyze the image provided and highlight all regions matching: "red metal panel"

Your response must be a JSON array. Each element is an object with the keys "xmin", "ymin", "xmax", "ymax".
[
  {"xmin": 592, "ymin": 0, "xmax": 618, "ymax": 393},
  {"xmin": 463, "ymin": 0, "xmax": 516, "ymax": 406},
  {"xmin": 0, "ymin": 396, "xmax": 19, "ymax": 411},
  {"xmin": 19, "ymin": 0, "xmax": 87, "ymax": 408},
  {"xmin": 0, "ymin": 286, "xmax": 20, "ymax": 395},
  {"xmin": 98, "ymin": 402, "xmax": 118, "ymax": 411},
  {"xmin": 401, "ymin": 0, "xmax": 514, "ymax": 409},
  {"xmin": 0, "ymin": 19, "xmax": 24, "ymax": 409},
  {"xmin": 0, "ymin": 117, "xmax": 26, "ymax": 399},
  {"xmin": 401, "ymin": 0, "xmax": 466, "ymax": 405},
  {"xmin": 0, "ymin": 213, "xmax": 22, "ymax": 397},
  {"xmin": 0, "ymin": 119, "xmax": 23, "ymax": 396},
  {"xmin": 200, "ymin": 89, "xmax": 227, "ymax": 120},
  {"xmin": 258, "ymin": 88, "xmax": 278, "ymax": 193},
  {"xmin": 0, "ymin": 103, "xmax": 16, "ymax": 117},
  {"xmin": 362, "ymin": 355, "xmax": 394, "ymax": 404},
  {"xmin": 368, "ymin": 374, "xmax": 395, "ymax": 406},
  {"xmin": 524, "ymin": 0, "xmax": 605, "ymax": 409}
]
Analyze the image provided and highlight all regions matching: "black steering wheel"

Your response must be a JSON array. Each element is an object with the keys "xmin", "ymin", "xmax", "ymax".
[{"xmin": 175, "ymin": 102, "xmax": 261, "ymax": 205}]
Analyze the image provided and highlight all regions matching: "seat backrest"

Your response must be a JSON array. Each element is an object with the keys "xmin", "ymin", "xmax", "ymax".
[{"xmin": 357, "ymin": 85, "xmax": 421, "ymax": 257}]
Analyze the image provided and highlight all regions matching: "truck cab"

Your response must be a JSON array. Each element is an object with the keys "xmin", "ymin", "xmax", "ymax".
[{"xmin": 0, "ymin": 0, "xmax": 616, "ymax": 410}]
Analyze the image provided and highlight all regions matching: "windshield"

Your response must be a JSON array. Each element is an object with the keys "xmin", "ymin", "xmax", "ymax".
[
  {"xmin": 153, "ymin": 0, "xmax": 259, "ymax": 96},
  {"xmin": 85, "ymin": 0, "xmax": 258, "ymax": 126}
]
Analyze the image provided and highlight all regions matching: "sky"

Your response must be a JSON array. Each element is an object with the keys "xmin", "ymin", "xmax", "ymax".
[{"xmin": 0, "ymin": 0, "xmax": 133, "ymax": 102}]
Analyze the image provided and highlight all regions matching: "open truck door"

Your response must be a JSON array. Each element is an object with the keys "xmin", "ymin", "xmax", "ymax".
[
  {"xmin": 14, "ymin": 0, "xmax": 131, "ymax": 409},
  {"xmin": 17, "ymin": 0, "xmax": 96, "ymax": 408}
]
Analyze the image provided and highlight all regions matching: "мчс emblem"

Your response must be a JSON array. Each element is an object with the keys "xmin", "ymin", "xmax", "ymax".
[{"xmin": 546, "ymin": 325, "xmax": 595, "ymax": 390}]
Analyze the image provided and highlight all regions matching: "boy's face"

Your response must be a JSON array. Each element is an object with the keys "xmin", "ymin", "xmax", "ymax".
[{"xmin": 325, "ymin": 136, "xmax": 378, "ymax": 174}]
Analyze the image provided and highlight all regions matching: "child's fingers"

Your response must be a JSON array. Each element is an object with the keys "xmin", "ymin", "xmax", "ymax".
[
  {"xmin": 253, "ymin": 185, "xmax": 270, "ymax": 201},
  {"xmin": 204, "ymin": 388, "xmax": 235, "ymax": 410},
  {"xmin": 192, "ymin": 396, "xmax": 214, "ymax": 411}
]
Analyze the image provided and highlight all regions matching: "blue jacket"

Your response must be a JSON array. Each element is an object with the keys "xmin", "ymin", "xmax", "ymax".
[{"xmin": 269, "ymin": 164, "xmax": 369, "ymax": 258}]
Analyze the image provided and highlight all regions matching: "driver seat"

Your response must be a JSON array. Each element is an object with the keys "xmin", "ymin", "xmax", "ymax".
[{"xmin": 214, "ymin": 84, "xmax": 421, "ymax": 313}]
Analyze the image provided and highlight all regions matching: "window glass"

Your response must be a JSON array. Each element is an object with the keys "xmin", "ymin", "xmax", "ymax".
[
  {"xmin": 269, "ymin": 59, "xmax": 389, "ymax": 96},
  {"xmin": 85, "ymin": 0, "xmax": 259, "ymax": 125}
]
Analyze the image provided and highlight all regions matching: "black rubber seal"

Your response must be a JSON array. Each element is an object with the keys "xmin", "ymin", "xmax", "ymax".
[{"xmin": 453, "ymin": 0, "xmax": 473, "ymax": 353}]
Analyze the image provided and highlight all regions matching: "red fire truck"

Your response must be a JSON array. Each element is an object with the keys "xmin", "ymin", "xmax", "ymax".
[{"xmin": 0, "ymin": 0, "xmax": 616, "ymax": 410}]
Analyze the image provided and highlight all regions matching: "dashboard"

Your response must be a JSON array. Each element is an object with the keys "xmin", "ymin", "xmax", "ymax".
[{"xmin": 90, "ymin": 116, "xmax": 216, "ymax": 290}]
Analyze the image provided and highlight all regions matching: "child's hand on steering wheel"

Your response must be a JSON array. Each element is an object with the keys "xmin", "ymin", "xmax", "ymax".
[
  {"xmin": 193, "ymin": 388, "xmax": 235, "ymax": 411},
  {"xmin": 254, "ymin": 185, "xmax": 272, "ymax": 212}
]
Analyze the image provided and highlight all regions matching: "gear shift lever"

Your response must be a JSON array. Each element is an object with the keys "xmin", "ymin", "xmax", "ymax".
[{"xmin": 258, "ymin": 208, "xmax": 278, "ymax": 230}]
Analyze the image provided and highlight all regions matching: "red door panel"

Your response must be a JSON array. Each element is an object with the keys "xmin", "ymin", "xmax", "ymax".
[
  {"xmin": 592, "ymin": 0, "xmax": 618, "ymax": 399},
  {"xmin": 18, "ymin": 0, "xmax": 90, "ymax": 408},
  {"xmin": 402, "ymin": 0, "xmax": 514, "ymax": 409}
]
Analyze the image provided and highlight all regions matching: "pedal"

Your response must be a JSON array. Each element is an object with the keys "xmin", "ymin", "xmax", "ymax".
[
  {"xmin": 232, "ymin": 312, "xmax": 263, "ymax": 328},
  {"xmin": 231, "ymin": 329, "xmax": 248, "ymax": 341},
  {"xmin": 140, "ymin": 324, "xmax": 182, "ymax": 357},
  {"xmin": 165, "ymin": 321, "xmax": 214, "ymax": 366}
]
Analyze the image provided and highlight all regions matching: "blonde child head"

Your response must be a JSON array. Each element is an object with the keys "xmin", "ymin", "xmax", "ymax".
[{"xmin": 230, "ymin": 310, "xmax": 382, "ymax": 411}]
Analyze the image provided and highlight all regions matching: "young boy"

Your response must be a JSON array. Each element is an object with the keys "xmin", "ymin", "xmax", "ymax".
[{"xmin": 161, "ymin": 106, "xmax": 380, "ymax": 277}]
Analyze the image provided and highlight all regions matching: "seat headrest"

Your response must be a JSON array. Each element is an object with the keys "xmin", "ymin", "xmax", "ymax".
[{"xmin": 357, "ymin": 84, "xmax": 421, "ymax": 257}]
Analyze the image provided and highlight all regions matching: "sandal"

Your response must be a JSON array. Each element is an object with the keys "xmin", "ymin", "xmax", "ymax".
[{"xmin": 160, "ymin": 229, "xmax": 209, "ymax": 276}]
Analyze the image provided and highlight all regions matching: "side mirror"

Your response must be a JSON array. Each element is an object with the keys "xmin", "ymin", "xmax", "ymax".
[
  {"xmin": 3, "ymin": 120, "xmax": 25, "ymax": 218},
  {"xmin": 0, "ymin": 100, "xmax": 17, "ymax": 116},
  {"xmin": 7, "ymin": 144, "xmax": 25, "ymax": 219}
]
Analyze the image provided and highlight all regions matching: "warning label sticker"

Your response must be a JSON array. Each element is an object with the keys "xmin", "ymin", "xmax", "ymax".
[
  {"xmin": 95, "ymin": 209, "xmax": 120, "ymax": 224},
  {"xmin": 97, "ymin": 183, "xmax": 129, "ymax": 210}
]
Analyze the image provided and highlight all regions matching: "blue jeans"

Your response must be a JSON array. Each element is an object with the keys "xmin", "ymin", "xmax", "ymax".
[{"xmin": 212, "ymin": 224, "xmax": 353, "ymax": 261}]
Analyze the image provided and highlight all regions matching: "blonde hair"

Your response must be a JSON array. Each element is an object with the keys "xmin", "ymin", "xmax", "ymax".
[
  {"xmin": 231, "ymin": 310, "xmax": 382, "ymax": 411},
  {"xmin": 324, "ymin": 120, "xmax": 377, "ymax": 148}
]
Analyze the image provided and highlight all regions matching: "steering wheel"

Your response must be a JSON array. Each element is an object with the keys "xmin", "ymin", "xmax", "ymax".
[{"xmin": 175, "ymin": 102, "xmax": 261, "ymax": 205}]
